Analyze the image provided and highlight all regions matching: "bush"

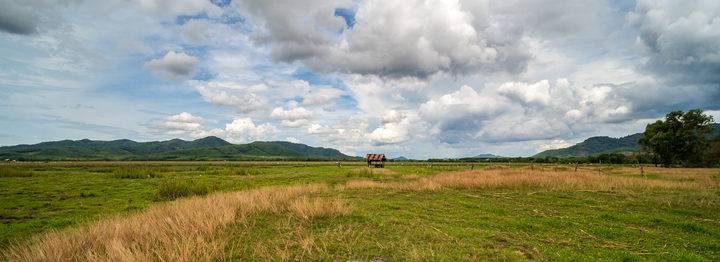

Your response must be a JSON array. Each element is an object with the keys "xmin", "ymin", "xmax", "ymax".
[
  {"xmin": 0, "ymin": 166, "xmax": 33, "ymax": 177},
  {"xmin": 156, "ymin": 179, "xmax": 214, "ymax": 200},
  {"xmin": 113, "ymin": 167, "xmax": 160, "ymax": 179}
]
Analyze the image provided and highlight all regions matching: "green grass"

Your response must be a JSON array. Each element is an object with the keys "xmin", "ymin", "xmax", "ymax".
[{"xmin": 1, "ymin": 162, "xmax": 719, "ymax": 261}]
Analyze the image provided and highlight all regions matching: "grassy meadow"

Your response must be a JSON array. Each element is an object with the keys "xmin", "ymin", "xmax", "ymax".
[{"xmin": 0, "ymin": 161, "xmax": 719, "ymax": 261}]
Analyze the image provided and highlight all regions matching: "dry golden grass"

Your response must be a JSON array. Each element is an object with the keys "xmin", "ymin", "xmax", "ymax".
[
  {"xmin": 288, "ymin": 196, "xmax": 353, "ymax": 220},
  {"xmin": 341, "ymin": 168, "xmax": 717, "ymax": 192},
  {"xmin": 340, "ymin": 178, "xmax": 441, "ymax": 191},
  {"xmin": 2, "ymin": 184, "xmax": 352, "ymax": 262},
  {"xmin": 350, "ymin": 167, "xmax": 398, "ymax": 175}
]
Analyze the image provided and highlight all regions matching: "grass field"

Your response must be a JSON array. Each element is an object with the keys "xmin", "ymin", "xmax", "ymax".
[{"xmin": 1, "ymin": 162, "xmax": 719, "ymax": 261}]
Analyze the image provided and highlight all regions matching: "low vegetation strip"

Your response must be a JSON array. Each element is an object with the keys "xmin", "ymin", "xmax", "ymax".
[
  {"xmin": 1, "ymin": 184, "xmax": 352, "ymax": 262},
  {"xmin": 341, "ymin": 168, "xmax": 717, "ymax": 192}
]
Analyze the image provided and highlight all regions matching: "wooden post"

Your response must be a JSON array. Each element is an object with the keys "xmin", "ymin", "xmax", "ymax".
[
  {"xmin": 574, "ymin": 162, "xmax": 578, "ymax": 172},
  {"xmin": 638, "ymin": 160, "xmax": 645, "ymax": 179},
  {"xmin": 530, "ymin": 162, "xmax": 534, "ymax": 171},
  {"xmin": 508, "ymin": 160, "xmax": 511, "ymax": 168},
  {"xmin": 471, "ymin": 164, "xmax": 474, "ymax": 170},
  {"xmin": 598, "ymin": 160, "xmax": 602, "ymax": 175}
]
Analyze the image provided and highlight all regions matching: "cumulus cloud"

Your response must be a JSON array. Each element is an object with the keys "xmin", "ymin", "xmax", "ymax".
[
  {"xmin": 151, "ymin": 112, "xmax": 207, "ymax": 137},
  {"xmin": 418, "ymin": 79, "xmax": 638, "ymax": 144},
  {"xmin": 144, "ymin": 51, "xmax": 199, "ymax": 81},
  {"xmin": 153, "ymin": 113, "xmax": 277, "ymax": 143},
  {"xmin": 235, "ymin": 0, "xmax": 530, "ymax": 79},
  {"xmin": 629, "ymin": 0, "xmax": 720, "ymax": 84},
  {"xmin": 269, "ymin": 106, "xmax": 313, "ymax": 127},
  {"xmin": 224, "ymin": 118, "xmax": 278, "ymax": 143},
  {"xmin": 343, "ymin": 74, "xmax": 427, "ymax": 116},
  {"xmin": 367, "ymin": 110, "xmax": 415, "ymax": 145},
  {"xmin": 419, "ymin": 85, "xmax": 505, "ymax": 143},
  {"xmin": 194, "ymin": 81, "xmax": 268, "ymax": 113},
  {"xmin": 307, "ymin": 123, "xmax": 335, "ymax": 135},
  {"xmin": 498, "ymin": 80, "xmax": 552, "ymax": 107}
]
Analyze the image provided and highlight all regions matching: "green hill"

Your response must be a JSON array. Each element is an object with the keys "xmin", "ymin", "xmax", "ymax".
[
  {"xmin": 533, "ymin": 133, "xmax": 643, "ymax": 158},
  {"xmin": 534, "ymin": 123, "xmax": 720, "ymax": 158},
  {"xmin": 0, "ymin": 137, "xmax": 355, "ymax": 161}
]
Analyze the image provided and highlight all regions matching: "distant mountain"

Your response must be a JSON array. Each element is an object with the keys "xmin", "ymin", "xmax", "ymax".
[
  {"xmin": 262, "ymin": 141, "xmax": 348, "ymax": 158},
  {"xmin": 534, "ymin": 123, "xmax": 720, "ymax": 158},
  {"xmin": 473, "ymin": 154, "xmax": 503, "ymax": 158},
  {"xmin": 392, "ymin": 156, "xmax": 409, "ymax": 161},
  {"xmin": 533, "ymin": 133, "xmax": 643, "ymax": 158},
  {"xmin": 0, "ymin": 137, "xmax": 356, "ymax": 161}
]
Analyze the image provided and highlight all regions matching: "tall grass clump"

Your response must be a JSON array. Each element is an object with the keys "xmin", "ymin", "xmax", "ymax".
[
  {"xmin": 156, "ymin": 179, "xmax": 215, "ymax": 200},
  {"xmin": 211, "ymin": 168, "xmax": 261, "ymax": 176},
  {"xmin": 112, "ymin": 167, "xmax": 159, "ymax": 179},
  {"xmin": 287, "ymin": 196, "xmax": 353, "ymax": 220},
  {"xmin": 345, "ymin": 167, "xmax": 393, "ymax": 180},
  {"xmin": 1, "ymin": 184, "xmax": 349, "ymax": 262},
  {"xmin": 0, "ymin": 166, "xmax": 33, "ymax": 177}
]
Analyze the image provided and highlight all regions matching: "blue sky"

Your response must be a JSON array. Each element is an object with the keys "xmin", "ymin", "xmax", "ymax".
[{"xmin": 1, "ymin": 0, "xmax": 720, "ymax": 158}]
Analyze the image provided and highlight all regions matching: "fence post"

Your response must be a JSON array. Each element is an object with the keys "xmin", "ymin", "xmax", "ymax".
[
  {"xmin": 598, "ymin": 160, "xmax": 602, "ymax": 175},
  {"xmin": 638, "ymin": 160, "xmax": 645, "ymax": 179},
  {"xmin": 530, "ymin": 162, "xmax": 534, "ymax": 171},
  {"xmin": 574, "ymin": 162, "xmax": 578, "ymax": 172}
]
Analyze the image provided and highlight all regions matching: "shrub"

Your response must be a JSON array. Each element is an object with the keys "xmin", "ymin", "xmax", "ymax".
[{"xmin": 156, "ymin": 179, "xmax": 214, "ymax": 200}]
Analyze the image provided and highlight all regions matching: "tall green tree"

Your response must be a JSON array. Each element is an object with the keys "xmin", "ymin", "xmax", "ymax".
[{"xmin": 638, "ymin": 110, "xmax": 714, "ymax": 167}]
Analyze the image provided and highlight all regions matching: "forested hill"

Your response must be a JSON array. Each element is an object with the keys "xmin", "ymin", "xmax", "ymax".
[
  {"xmin": 533, "ymin": 133, "xmax": 643, "ymax": 158},
  {"xmin": 534, "ymin": 123, "xmax": 720, "ymax": 158},
  {"xmin": 0, "ymin": 137, "xmax": 356, "ymax": 161}
]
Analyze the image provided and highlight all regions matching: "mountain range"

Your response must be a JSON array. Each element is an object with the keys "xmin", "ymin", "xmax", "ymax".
[
  {"xmin": 0, "ymin": 136, "xmax": 357, "ymax": 161},
  {"xmin": 533, "ymin": 123, "xmax": 720, "ymax": 158}
]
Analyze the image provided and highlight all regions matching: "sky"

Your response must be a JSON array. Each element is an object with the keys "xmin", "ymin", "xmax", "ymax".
[{"xmin": 1, "ymin": 0, "xmax": 719, "ymax": 159}]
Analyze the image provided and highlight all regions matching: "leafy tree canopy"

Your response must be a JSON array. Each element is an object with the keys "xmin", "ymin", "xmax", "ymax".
[{"xmin": 638, "ymin": 109, "xmax": 714, "ymax": 167}]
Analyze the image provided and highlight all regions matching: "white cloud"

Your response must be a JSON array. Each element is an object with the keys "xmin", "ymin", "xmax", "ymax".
[
  {"xmin": 367, "ymin": 111, "xmax": 415, "ymax": 145},
  {"xmin": 151, "ymin": 112, "xmax": 206, "ymax": 137},
  {"xmin": 498, "ymin": 80, "xmax": 552, "ymax": 106},
  {"xmin": 269, "ymin": 106, "xmax": 313, "ymax": 127},
  {"xmin": 307, "ymin": 123, "xmax": 335, "ymax": 135},
  {"xmin": 224, "ymin": 118, "xmax": 278, "ymax": 143},
  {"xmin": 144, "ymin": 51, "xmax": 199, "ymax": 82},
  {"xmin": 194, "ymin": 81, "xmax": 268, "ymax": 113},
  {"xmin": 285, "ymin": 136, "xmax": 300, "ymax": 143},
  {"xmin": 536, "ymin": 139, "xmax": 573, "ymax": 153}
]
